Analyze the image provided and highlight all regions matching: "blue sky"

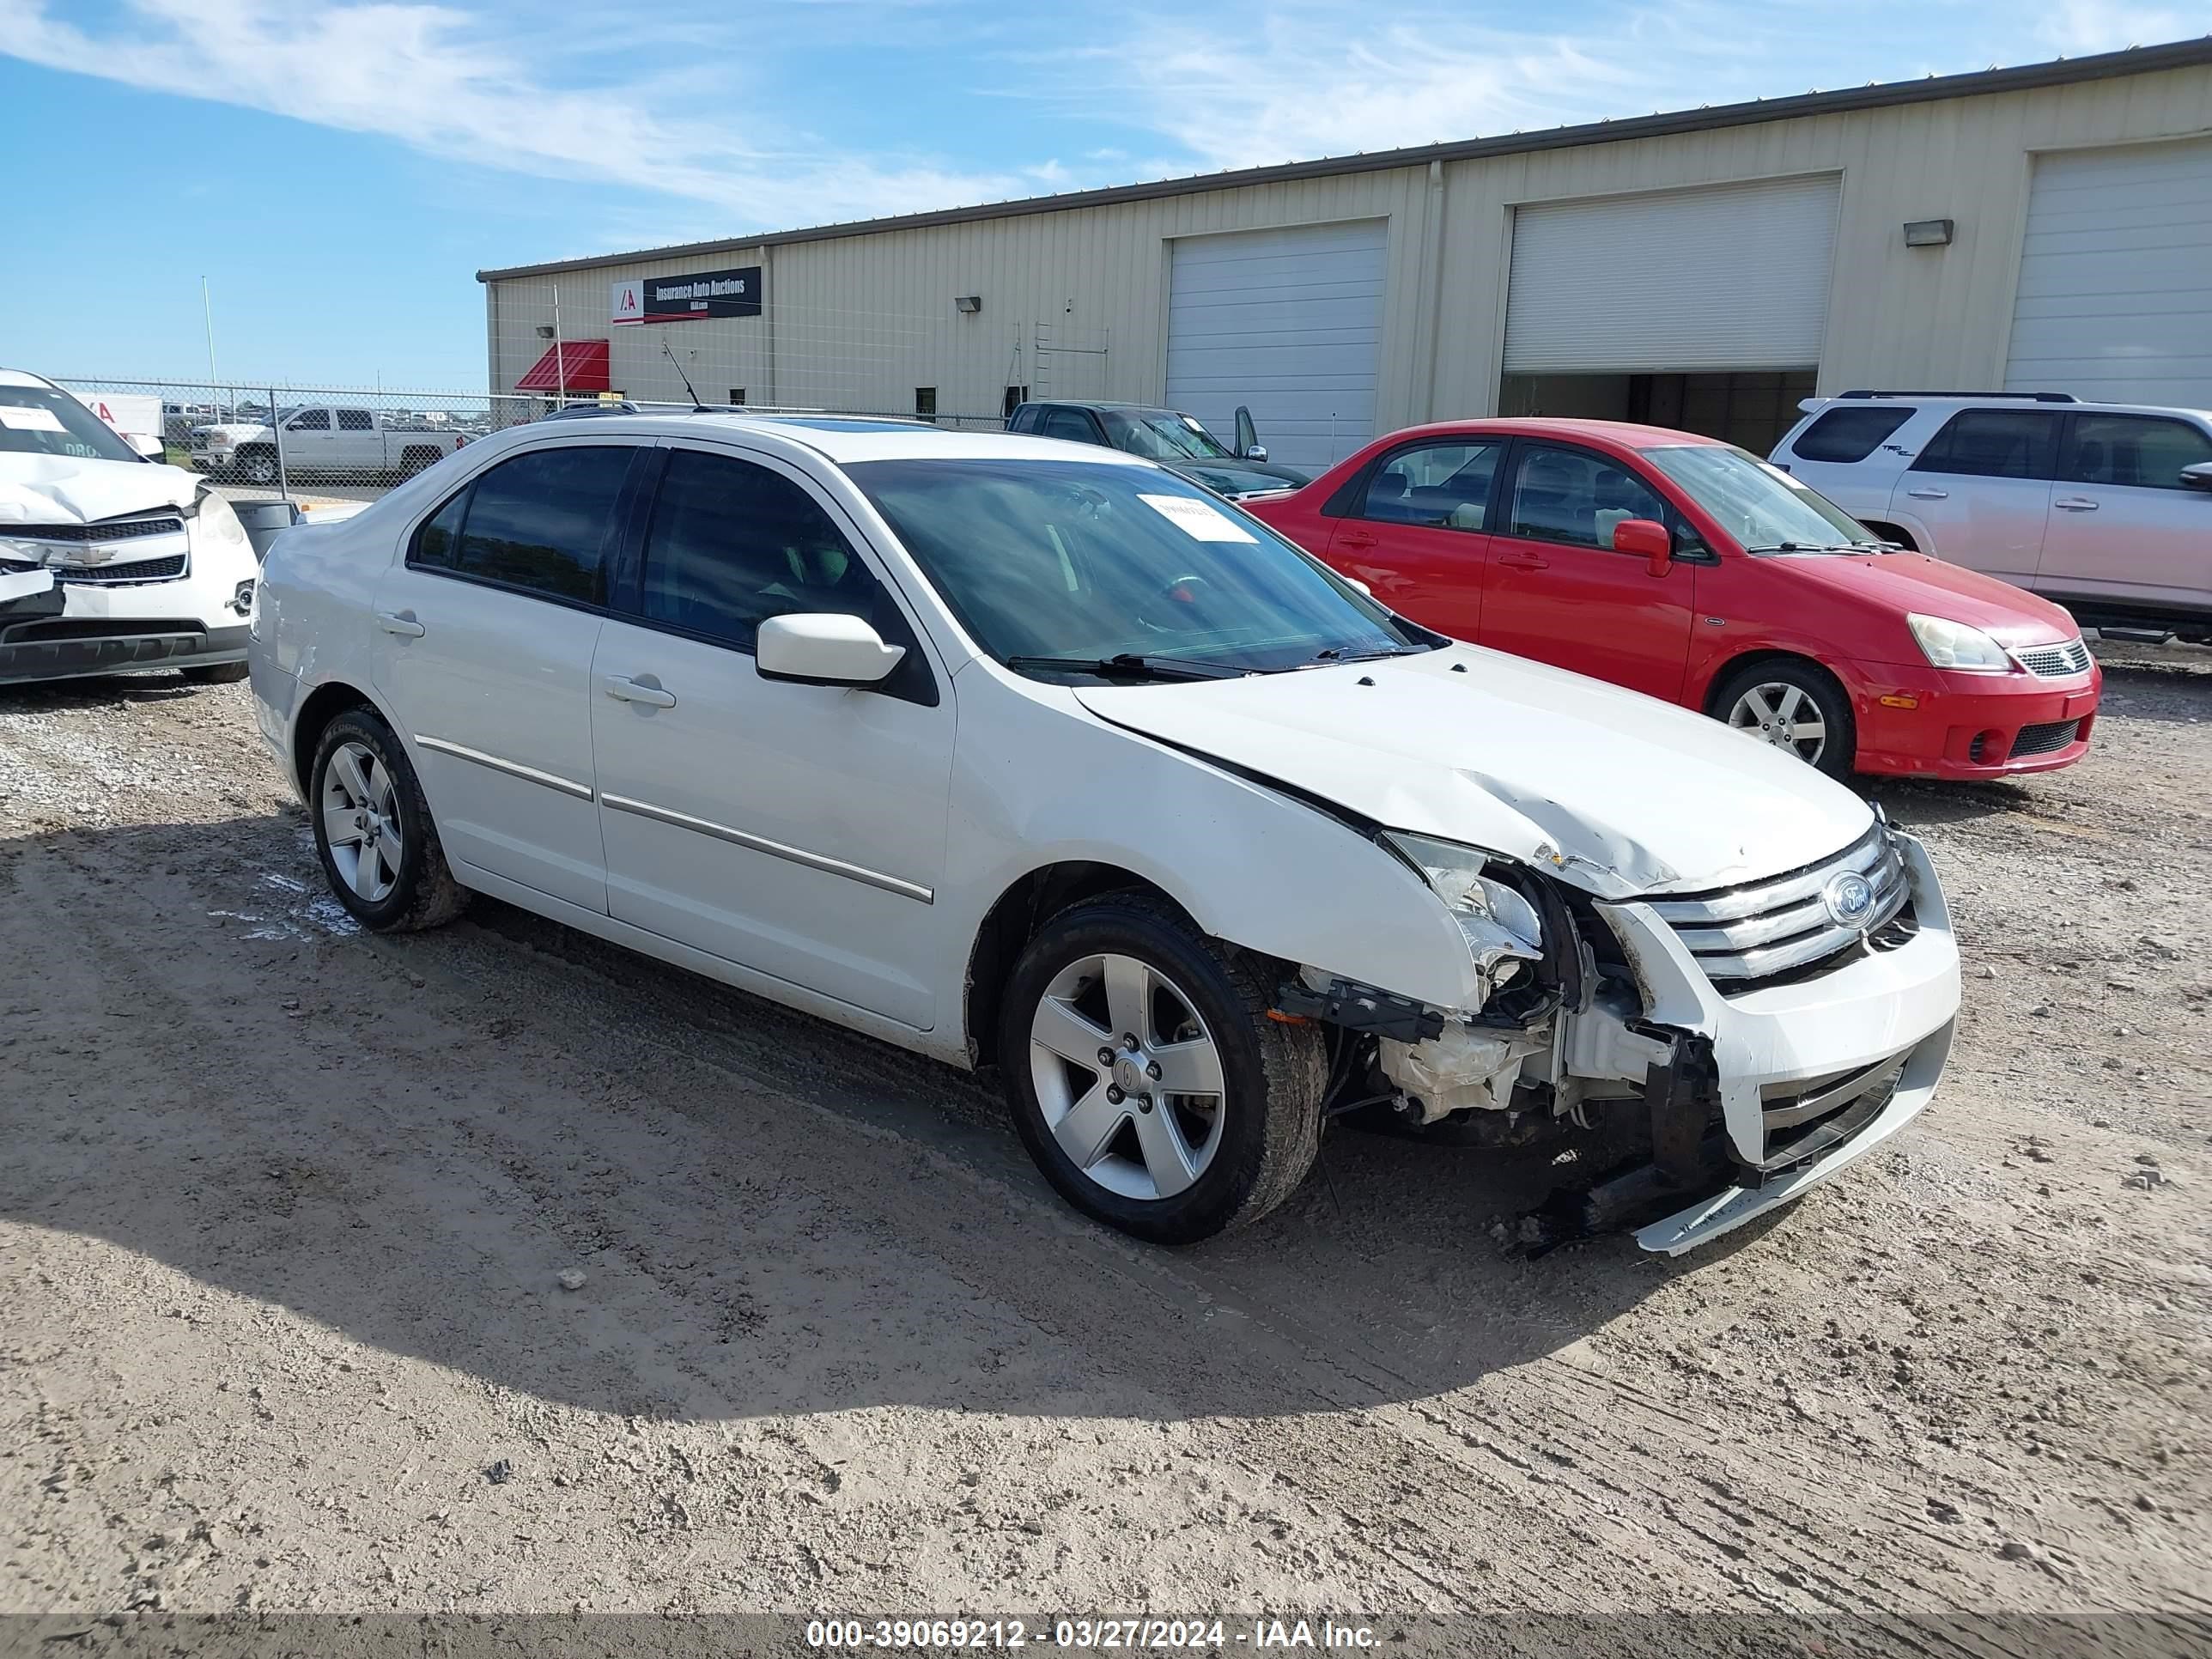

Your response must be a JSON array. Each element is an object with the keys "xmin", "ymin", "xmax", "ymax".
[{"xmin": 2, "ymin": 0, "xmax": 2201, "ymax": 392}]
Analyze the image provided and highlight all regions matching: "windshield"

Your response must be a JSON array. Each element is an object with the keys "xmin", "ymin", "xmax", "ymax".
[
  {"xmin": 0, "ymin": 385, "xmax": 144, "ymax": 465},
  {"xmin": 1101, "ymin": 409, "xmax": 1236, "ymax": 463},
  {"xmin": 1644, "ymin": 444, "xmax": 1876, "ymax": 551},
  {"xmin": 848, "ymin": 458, "xmax": 1432, "ymax": 677}
]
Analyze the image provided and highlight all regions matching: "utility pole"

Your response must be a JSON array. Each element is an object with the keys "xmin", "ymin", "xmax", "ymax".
[{"xmin": 201, "ymin": 276, "xmax": 217, "ymax": 385}]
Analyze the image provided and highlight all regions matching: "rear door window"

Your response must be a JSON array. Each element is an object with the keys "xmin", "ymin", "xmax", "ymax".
[
  {"xmin": 2061, "ymin": 414, "xmax": 2212, "ymax": 490},
  {"xmin": 1356, "ymin": 441, "xmax": 1500, "ymax": 530},
  {"xmin": 337, "ymin": 409, "xmax": 375, "ymax": 432},
  {"xmin": 447, "ymin": 445, "xmax": 633, "ymax": 605},
  {"xmin": 1909, "ymin": 410, "xmax": 2060, "ymax": 479},
  {"xmin": 1791, "ymin": 405, "xmax": 1914, "ymax": 463},
  {"xmin": 1041, "ymin": 408, "xmax": 1098, "ymax": 444}
]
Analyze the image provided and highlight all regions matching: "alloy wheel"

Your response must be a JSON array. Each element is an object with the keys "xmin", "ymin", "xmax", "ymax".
[
  {"xmin": 320, "ymin": 739, "xmax": 403, "ymax": 903},
  {"xmin": 1027, "ymin": 951, "xmax": 1227, "ymax": 1201},
  {"xmin": 1728, "ymin": 680, "xmax": 1827, "ymax": 764}
]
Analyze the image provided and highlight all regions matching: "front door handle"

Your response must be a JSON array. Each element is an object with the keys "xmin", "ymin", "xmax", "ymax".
[
  {"xmin": 374, "ymin": 611, "xmax": 426, "ymax": 638},
  {"xmin": 1905, "ymin": 487, "xmax": 1949, "ymax": 500},
  {"xmin": 2053, "ymin": 496, "xmax": 2100, "ymax": 512},
  {"xmin": 1495, "ymin": 550, "xmax": 1549, "ymax": 570},
  {"xmin": 602, "ymin": 674, "xmax": 677, "ymax": 708}
]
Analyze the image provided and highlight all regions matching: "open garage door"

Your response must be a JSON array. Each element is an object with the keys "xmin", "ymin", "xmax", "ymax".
[
  {"xmin": 1501, "ymin": 176, "xmax": 1838, "ymax": 451},
  {"xmin": 1166, "ymin": 220, "xmax": 1386, "ymax": 475},
  {"xmin": 2005, "ymin": 138, "xmax": 2212, "ymax": 407}
]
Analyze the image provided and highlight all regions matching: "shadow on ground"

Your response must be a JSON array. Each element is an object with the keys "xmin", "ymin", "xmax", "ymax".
[{"xmin": 0, "ymin": 812, "xmax": 1782, "ymax": 1426}]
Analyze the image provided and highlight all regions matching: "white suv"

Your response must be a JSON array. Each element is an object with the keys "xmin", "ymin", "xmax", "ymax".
[
  {"xmin": 2, "ymin": 369, "xmax": 260, "ymax": 687},
  {"xmin": 1771, "ymin": 392, "xmax": 2212, "ymax": 642},
  {"xmin": 251, "ymin": 411, "xmax": 1960, "ymax": 1255}
]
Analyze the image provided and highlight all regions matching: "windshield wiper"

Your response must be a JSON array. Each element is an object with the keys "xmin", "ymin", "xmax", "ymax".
[
  {"xmin": 1310, "ymin": 645, "xmax": 1425, "ymax": 664},
  {"xmin": 1004, "ymin": 653, "xmax": 1249, "ymax": 682}
]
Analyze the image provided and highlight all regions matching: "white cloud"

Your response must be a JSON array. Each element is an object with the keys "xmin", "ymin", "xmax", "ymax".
[
  {"xmin": 2038, "ymin": 0, "xmax": 2202, "ymax": 54},
  {"xmin": 0, "ymin": 0, "xmax": 1027, "ymax": 231}
]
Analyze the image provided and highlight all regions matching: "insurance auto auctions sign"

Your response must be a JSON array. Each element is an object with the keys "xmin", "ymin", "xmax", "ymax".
[
  {"xmin": 611, "ymin": 264, "xmax": 763, "ymax": 326},
  {"xmin": 69, "ymin": 390, "xmax": 162, "ymax": 457}
]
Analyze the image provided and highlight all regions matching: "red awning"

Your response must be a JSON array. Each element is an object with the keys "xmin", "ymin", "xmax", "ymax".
[{"xmin": 514, "ymin": 339, "xmax": 610, "ymax": 393}]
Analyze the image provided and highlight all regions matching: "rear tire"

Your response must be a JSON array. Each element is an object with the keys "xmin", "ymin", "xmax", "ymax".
[
  {"xmin": 998, "ymin": 893, "xmax": 1325, "ymax": 1244},
  {"xmin": 1711, "ymin": 659, "xmax": 1856, "ymax": 781},
  {"xmin": 308, "ymin": 707, "xmax": 469, "ymax": 933},
  {"xmin": 181, "ymin": 660, "xmax": 250, "ymax": 684}
]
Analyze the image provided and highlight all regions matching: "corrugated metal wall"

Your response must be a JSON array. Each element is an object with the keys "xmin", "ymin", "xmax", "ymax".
[{"xmin": 486, "ymin": 62, "xmax": 2212, "ymax": 424}]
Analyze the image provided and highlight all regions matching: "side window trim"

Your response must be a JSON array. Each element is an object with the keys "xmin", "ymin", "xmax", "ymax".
[{"xmin": 617, "ymin": 439, "xmax": 941, "ymax": 707}]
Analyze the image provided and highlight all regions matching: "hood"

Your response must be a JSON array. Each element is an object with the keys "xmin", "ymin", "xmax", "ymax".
[
  {"xmin": 1168, "ymin": 459, "xmax": 1310, "ymax": 497},
  {"xmin": 0, "ymin": 452, "xmax": 201, "ymax": 526},
  {"xmin": 1073, "ymin": 644, "xmax": 1872, "ymax": 898},
  {"xmin": 196, "ymin": 422, "xmax": 270, "ymax": 440},
  {"xmin": 1771, "ymin": 550, "xmax": 2080, "ymax": 646}
]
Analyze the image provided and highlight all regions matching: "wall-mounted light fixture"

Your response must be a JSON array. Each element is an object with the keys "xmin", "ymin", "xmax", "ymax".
[
  {"xmin": 1902, "ymin": 219, "xmax": 1954, "ymax": 248},
  {"xmin": 534, "ymin": 324, "xmax": 557, "ymax": 338},
  {"xmin": 954, "ymin": 295, "xmax": 983, "ymax": 314}
]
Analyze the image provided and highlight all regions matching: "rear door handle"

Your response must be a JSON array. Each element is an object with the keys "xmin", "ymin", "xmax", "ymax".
[
  {"xmin": 374, "ymin": 611, "xmax": 426, "ymax": 638},
  {"xmin": 602, "ymin": 674, "xmax": 677, "ymax": 708},
  {"xmin": 1336, "ymin": 532, "xmax": 1377, "ymax": 550},
  {"xmin": 2053, "ymin": 496, "xmax": 2100, "ymax": 512},
  {"xmin": 1905, "ymin": 487, "xmax": 1949, "ymax": 500},
  {"xmin": 1495, "ymin": 551, "xmax": 1549, "ymax": 570}
]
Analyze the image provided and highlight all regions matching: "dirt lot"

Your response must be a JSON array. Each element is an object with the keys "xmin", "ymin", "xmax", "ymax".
[{"xmin": 2, "ymin": 653, "xmax": 2207, "ymax": 1632}]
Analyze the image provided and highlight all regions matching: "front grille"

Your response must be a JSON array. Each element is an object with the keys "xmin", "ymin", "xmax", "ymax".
[
  {"xmin": 2010, "ymin": 718, "xmax": 2081, "ymax": 758},
  {"xmin": 1, "ymin": 515, "xmax": 185, "ymax": 544},
  {"xmin": 3, "ymin": 552, "xmax": 190, "ymax": 584},
  {"xmin": 2014, "ymin": 637, "xmax": 2092, "ymax": 678},
  {"xmin": 1643, "ymin": 825, "xmax": 1911, "ymax": 988}
]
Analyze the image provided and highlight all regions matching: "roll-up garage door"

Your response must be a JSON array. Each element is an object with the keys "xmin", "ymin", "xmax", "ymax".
[
  {"xmin": 1502, "ymin": 176, "xmax": 1841, "ymax": 374},
  {"xmin": 1165, "ymin": 220, "xmax": 1387, "ymax": 474},
  {"xmin": 2005, "ymin": 138, "xmax": 2212, "ymax": 406}
]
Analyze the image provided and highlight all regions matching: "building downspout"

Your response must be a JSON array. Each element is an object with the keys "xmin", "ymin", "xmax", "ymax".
[{"xmin": 1414, "ymin": 159, "xmax": 1447, "ymax": 424}]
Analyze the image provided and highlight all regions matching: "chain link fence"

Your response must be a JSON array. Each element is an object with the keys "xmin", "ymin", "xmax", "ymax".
[{"xmin": 56, "ymin": 368, "xmax": 1012, "ymax": 505}]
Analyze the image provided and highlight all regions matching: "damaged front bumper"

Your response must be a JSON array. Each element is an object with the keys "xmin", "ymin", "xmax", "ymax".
[{"xmin": 1595, "ymin": 830, "xmax": 1960, "ymax": 1254}]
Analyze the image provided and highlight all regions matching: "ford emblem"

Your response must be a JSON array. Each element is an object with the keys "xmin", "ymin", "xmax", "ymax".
[{"xmin": 1823, "ymin": 871, "xmax": 1875, "ymax": 927}]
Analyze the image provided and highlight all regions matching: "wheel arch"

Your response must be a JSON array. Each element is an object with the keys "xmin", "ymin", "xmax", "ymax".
[
  {"xmin": 963, "ymin": 861, "xmax": 1201, "ymax": 1071},
  {"xmin": 1857, "ymin": 519, "xmax": 1919, "ymax": 551},
  {"xmin": 1697, "ymin": 647, "xmax": 1852, "ymax": 717},
  {"xmin": 289, "ymin": 678, "xmax": 385, "ymax": 798}
]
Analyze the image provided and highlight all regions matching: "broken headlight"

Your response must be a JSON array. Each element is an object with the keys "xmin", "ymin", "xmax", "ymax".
[{"xmin": 1381, "ymin": 830, "xmax": 1543, "ymax": 984}]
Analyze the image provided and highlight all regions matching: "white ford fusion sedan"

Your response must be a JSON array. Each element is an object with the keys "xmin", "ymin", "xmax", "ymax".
[{"xmin": 250, "ymin": 410, "xmax": 1960, "ymax": 1254}]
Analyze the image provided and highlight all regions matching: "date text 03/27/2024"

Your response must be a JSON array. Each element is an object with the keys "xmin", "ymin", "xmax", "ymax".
[{"xmin": 804, "ymin": 1618, "xmax": 1379, "ymax": 1649}]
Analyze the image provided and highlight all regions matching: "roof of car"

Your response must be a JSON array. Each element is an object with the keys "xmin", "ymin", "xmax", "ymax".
[
  {"xmin": 0, "ymin": 369, "xmax": 62, "ymax": 390},
  {"xmin": 515, "ymin": 409, "xmax": 1161, "ymax": 466},
  {"xmin": 1375, "ymin": 416, "xmax": 1730, "ymax": 451},
  {"xmin": 1801, "ymin": 393, "xmax": 2212, "ymax": 420}
]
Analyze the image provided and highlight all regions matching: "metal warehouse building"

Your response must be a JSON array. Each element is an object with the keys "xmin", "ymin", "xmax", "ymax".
[{"xmin": 478, "ymin": 40, "xmax": 2212, "ymax": 473}]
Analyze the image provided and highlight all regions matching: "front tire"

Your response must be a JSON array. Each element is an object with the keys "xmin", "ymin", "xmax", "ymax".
[
  {"xmin": 181, "ymin": 660, "xmax": 250, "ymax": 684},
  {"xmin": 1712, "ymin": 659, "xmax": 1856, "ymax": 780},
  {"xmin": 998, "ymin": 893, "xmax": 1325, "ymax": 1244},
  {"xmin": 308, "ymin": 708, "xmax": 470, "ymax": 933},
  {"xmin": 237, "ymin": 447, "xmax": 279, "ymax": 488}
]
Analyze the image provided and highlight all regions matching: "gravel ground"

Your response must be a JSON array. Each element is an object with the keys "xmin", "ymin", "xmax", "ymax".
[{"xmin": 0, "ymin": 652, "xmax": 2207, "ymax": 1633}]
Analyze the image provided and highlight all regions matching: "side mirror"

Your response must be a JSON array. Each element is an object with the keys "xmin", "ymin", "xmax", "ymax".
[
  {"xmin": 1234, "ymin": 404, "xmax": 1259, "ymax": 460},
  {"xmin": 1245, "ymin": 445, "xmax": 1269, "ymax": 464},
  {"xmin": 1611, "ymin": 516, "xmax": 1674, "ymax": 577},
  {"xmin": 2181, "ymin": 462, "xmax": 2212, "ymax": 493},
  {"xmin": 756, "ymin": 613, "xmax": 905, "ymax": 687}
]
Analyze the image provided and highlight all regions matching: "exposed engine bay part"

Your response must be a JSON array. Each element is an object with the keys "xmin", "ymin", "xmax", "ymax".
[
  {"xmin": 1378, "ymin": 1023, "xmax": 1549, "ymax": 1122},
  {"xmin": 1273, "ymin": 970, "xmax": 1443, "ymax": 1043}
]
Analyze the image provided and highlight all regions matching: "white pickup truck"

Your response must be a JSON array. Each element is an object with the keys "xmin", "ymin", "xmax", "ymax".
[{"xmin": 189, "ymin": 404, "xmax": 470, "ymax": 486}]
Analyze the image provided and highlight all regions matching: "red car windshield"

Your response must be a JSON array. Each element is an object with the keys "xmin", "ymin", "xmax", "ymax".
[{"xmin": 1644, "ymin": 444, "xmax": 1880, "ymax": 553}]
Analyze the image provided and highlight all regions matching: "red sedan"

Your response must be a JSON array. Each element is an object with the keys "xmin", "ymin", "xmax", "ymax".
[{"xmin": 1243, "ymin": 418, "xmax": 2100, "ymax": 780}]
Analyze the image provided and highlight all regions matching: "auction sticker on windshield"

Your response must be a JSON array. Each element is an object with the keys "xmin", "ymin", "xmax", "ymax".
[
  {"xmin": 0, "ymin": 406, "xmax": 67, "ymax": 432},
  {"xmin": 1140, "ymin": 493, "xmax": 1255, "ymax": 542}
]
